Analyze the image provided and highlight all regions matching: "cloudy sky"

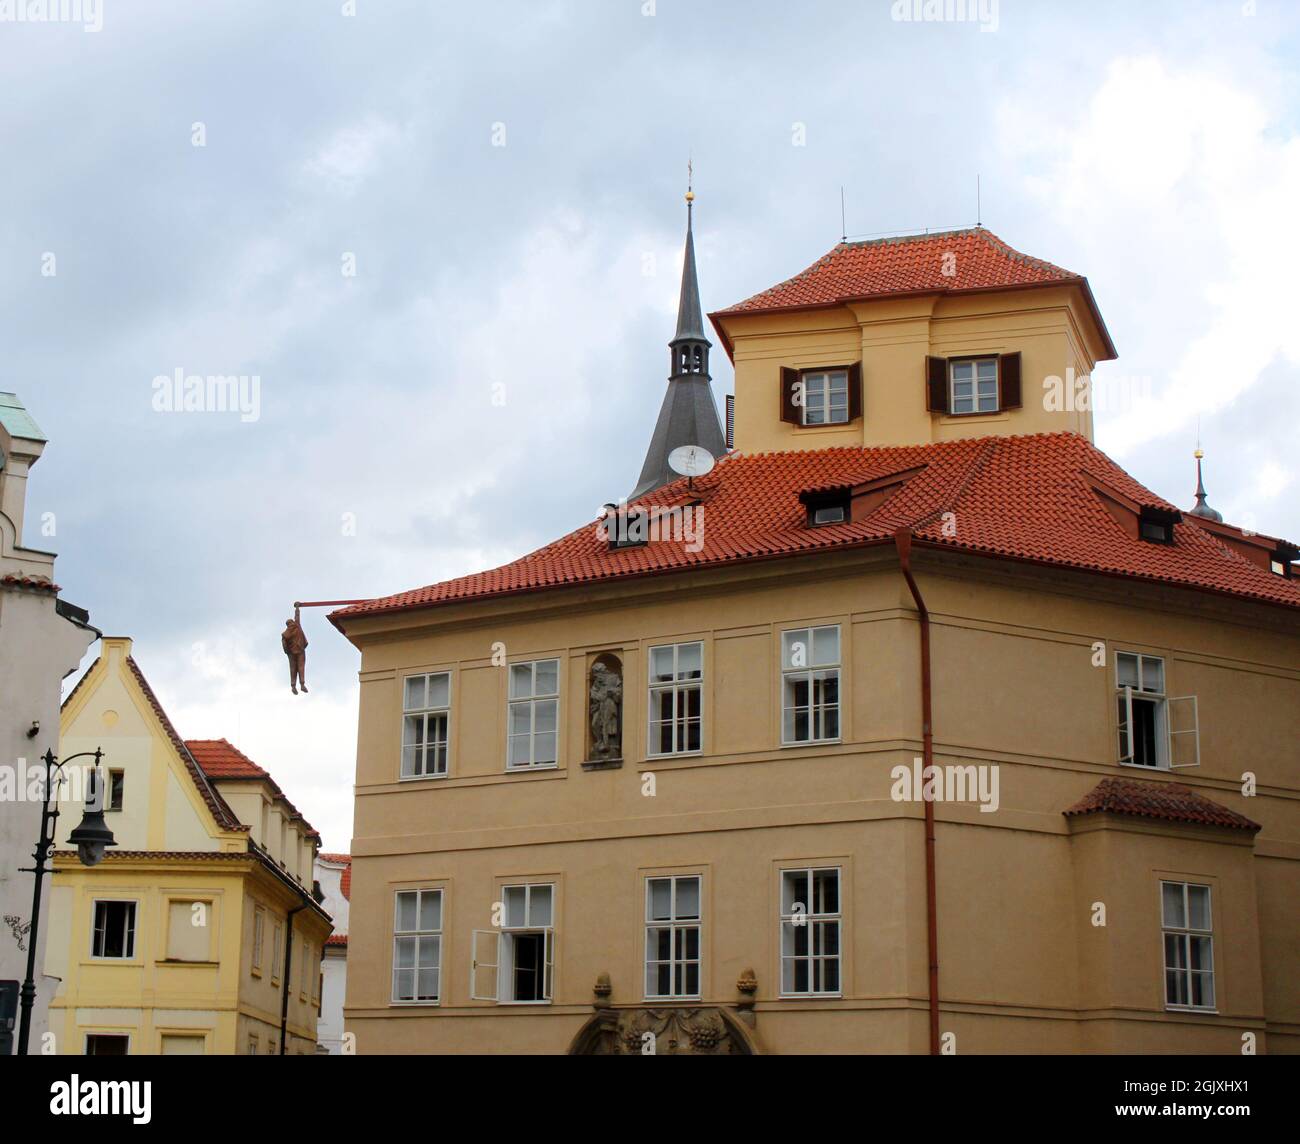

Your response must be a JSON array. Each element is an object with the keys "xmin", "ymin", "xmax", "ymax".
[{"xmin": 5, "ymin": 0, "xmax": 1298, "ymax": 852}]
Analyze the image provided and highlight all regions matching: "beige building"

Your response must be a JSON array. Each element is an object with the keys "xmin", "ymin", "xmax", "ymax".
[
  {"xmin": 332, "ymin": 214, "xmax": 1300, "ymax": 1054},
  {"xmin": 50, "ymin": 638, "xmax": 332, "ymax": 1054}
]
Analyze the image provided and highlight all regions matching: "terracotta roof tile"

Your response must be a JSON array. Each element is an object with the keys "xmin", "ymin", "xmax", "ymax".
[
  {"xmin": 325, "ymin": 933, "xmax": 349, "ymax": 947},
  {"xmin": 709, "ymin": 228, "xmax": 1115, "ymax": 359},
  {"xmin": 1064, "ymin": 777, "xmax": 1261, "ymax": 832},
  {"xmin": 332, "ymin": 433, "xmax": 1300, "ymax": 624}
]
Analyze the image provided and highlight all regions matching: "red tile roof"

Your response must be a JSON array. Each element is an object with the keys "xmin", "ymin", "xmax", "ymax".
[
  {"xmin": 331, "ymin": 433, "xmax": 1300, "ymax": 625},
  {"xmin": 1064, "ymin": 777, "xmax": 1261, "ymax": 832},
  {"xmin": 325, "ymin": 933, "xmax": 349, "ymax": 947},
  {"xmin": 709, "ymin": 228, "xmax": 1115, "ymax": 359},
  {"xmin": 318, "ymin": 852, "xmax": 352, "ymax": 901},
  {"xmin": 186, "ymin": 738, "xmax": 321, "ymax": 840}
]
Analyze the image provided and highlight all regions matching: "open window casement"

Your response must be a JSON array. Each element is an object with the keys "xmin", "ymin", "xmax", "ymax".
[
  {"xmin": 543, "ymin": 927, "xmax": 554, "ymax": 1001},
  {"xmin": 1166, "ymin": 695, "xmax": 1201, "ymax": 769},
  {"xmin": 1118, "ymin": 686, "xmax": 1136, "ymax": 764},
  {"xmin": 470, "ymin": 930, "xmax": 500, "ymax": 1002}
]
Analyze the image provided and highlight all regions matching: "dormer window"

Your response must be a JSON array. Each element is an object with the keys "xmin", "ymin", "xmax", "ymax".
[
  {"xmin": 1138, "ymin": 509, "xmax": 1177, "ymax": 545},
  {"xmin": 780, "ymin": 364, "xmax": 862, "ymax": 428},
  {"xmin": 800, "ymin": 488, "xmax": 851, "ymax": 527}
]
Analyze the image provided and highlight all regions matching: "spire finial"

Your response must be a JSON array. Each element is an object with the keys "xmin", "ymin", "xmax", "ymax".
[{"xmin": 1189, "ymin": 439, "xmax": 1222, "ymax": 522}]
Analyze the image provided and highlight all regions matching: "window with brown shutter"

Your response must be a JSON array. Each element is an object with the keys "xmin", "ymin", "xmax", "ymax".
[
  {"xmin": 781, "ymin": 364, "xmax": 862, "ymax": 427},
  {"xmin": 926, "ymin": 356, "xmax": 949, "ymax": 413},
  {"xmin": 780, "ymin": 367, "xmax": 800, "ymax": 424},
  {"xmin": 998, "ymin": 351, "xmax": 1022, "ymax": 410}
]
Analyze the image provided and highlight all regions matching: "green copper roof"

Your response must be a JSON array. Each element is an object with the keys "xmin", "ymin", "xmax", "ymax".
[{"xmin": 0, "ymin": 392, "xmax": 47, "ymax": 442}]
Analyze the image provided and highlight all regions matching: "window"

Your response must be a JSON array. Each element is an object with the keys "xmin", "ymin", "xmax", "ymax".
[
  {"xmin": 781, "ymin": 364, "xmax": 861, "ymax": 427},
  {"xmin": 247, "ymin": 1034, "xmax": 258, "ymax": 1055},
  {"xmin": 1116, "ymin": 652, "xmax": 1165, "ymax": 768},
  {"xmin": 107, "ymin": 769, "xmax": 124, "ymax": 811},
  {"xmin": 271, "ymin": 923, "xmax": 283, "ymax": 984},
  {"xmin": 950, "ymin": 357, "xmax": 998, "ymax": 414},
  {"xmin": 166, "ymin": 900, "xmax": 211, "ymax": 962},
  {"xmin": 252, "ymin": 906, "xmax": 265, "ymax": 975},
  {"xmin": 402, "ymin": 672, "xmax": 450, "ymax": 778},
  {"xmin": 802, "ymin": 370, "xmax": 850, "ymax": 425},
  {"xmin": 85, "ymin": 1034, "xmax": 129, "ymax": 1055},
  {"xmin": 393, "ymin": 889, "xmax": 443, "ymax": 1003},
  {"xmin": 472, "ymin": 884, "xmax": 554, "ymax": 1004},
  {"xmin": 645, "ymin": 875, "xmax": 701, "ymax": 999},
  {"xmin": 648, "ymin": 641, "xmax": 703, "ymax": 756},
  {"xmin": 782, "ymin": 626, "xmax": 841, "ymax": 744},
  {"xmin": 508, "ymin": 659, "xmax": 559, "ymax": 770},
  {"xmin": 780, "ymin": 868, "xmax": 842, "ymax": 995},
  {"xmin": 1162, "ymin": 881, "xmax": 1214, "ymax": 1011},
  {"xmin": 160, "ymin": 1034, "xmax": 206, "ymax": 1055},
  {"xmin": 91, "ymin": 900, "xmax": 136, "ymax": 959},
  {"xmin": 300, "ymin": 943, "xmax": 310, "ymax": 1000}
]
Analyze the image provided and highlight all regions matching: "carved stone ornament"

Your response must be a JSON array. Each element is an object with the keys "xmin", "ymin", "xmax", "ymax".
[
  {"xmin": 584, "ymin": 653, "xmax": 623, "ymax": 766},
  {"xmin": 567, "ymin": 1006, "xmax": 760, "ymax": 1055}
]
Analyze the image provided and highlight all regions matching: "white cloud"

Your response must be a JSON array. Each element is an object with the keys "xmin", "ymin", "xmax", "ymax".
[
  {"xmin": 999, "ymin": 55, "xmax": 1300, "ymax": 459},
  {"xmin": 302, "ymin": 116, "xmax": 401, "ymax": 196}
]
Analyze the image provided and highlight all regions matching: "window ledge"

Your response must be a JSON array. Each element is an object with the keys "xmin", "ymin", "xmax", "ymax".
[
  {"xmin": 399, "ymin": 772, "xmax": 450, "ymax": 783},
  {"xmin": 780, "ymin": 739, "xmax": 842, "ymax": 749},
  {"xmin": 1118, "ymin": 762, "xmax": 1170, "ymax": 773},
  {"xmin": 155, "ymin": 960, "xmax": 219, "ymax": 968},
  {"xmin": 505, "ymin": 763, "xmax": 560, "ymax": 774},
  {"xmin": 390, "ymin": 1000, "xmax": 442, "ymax": 1007},
  {"xmin": 939, "ymin": 412, "xmax": 1008, "ymax": 423},
  {"xmin": 1164, "ymin": 1006, "xmax": 1219, "ymax": 1015},
  {"xmin": 645, "ymin": 751, "xmax": 703, "ymax": 762}
]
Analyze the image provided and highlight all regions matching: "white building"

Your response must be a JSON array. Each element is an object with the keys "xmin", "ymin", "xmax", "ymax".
[
  {"xmin": 0, "ymin": 393, "xmax": 98, "ymax": 1055},
  {"xmin": 314, "ymin": 853, "xmax": 350, "ymax": 1053}
]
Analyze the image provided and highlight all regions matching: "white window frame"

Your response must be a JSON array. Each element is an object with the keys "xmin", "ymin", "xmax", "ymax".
[
  {"xmin": 392, "ymin": 888, "xmax": 443, "ymax": 1005},
  {"xmin": 251, "ymin": 905, "xmax": 265, "ymax": 975},
  {"xmin": 800, "ymin": 369, "xmax": 850, "ymax": 426},
  {"xmin": 506, "ymin": 658, "xmax": 560, "ymax": 771},
  {"xmin": 1161, "ymin": 881, "xmax": 1215, "ymax": 1013},
  {"xmin": 471, "ymin": 883, "xmax": 554, "ymax": 1005},
  {"xmin": 779, "ymin": 867, "xmax": 843, "ymax": 997},
  {"xmin": 781, "ymin": 625, "xmax": 842, "ymax": 745},
  {"xmin": 90, "ymin": 899, "xmax": 137, "ymax": 960},
  {"xmin": 647, "ymin": 641, "xmax": 704, "ymax": 758},
  {"xmin": 1116, "ymin": 652, "xmax": 1200, "ymax": 770},
  {"xmin": 85, "ymin": 1033, "xmax": 131, "ymax": 1055},
  {"xmin": 949, "ymin": 357, "xmax": 998, "ymax": 415},
  {"xmin": 401, "ymin": 671, "xmax": 451, "ymax": 779},
  {"xmin": 644, "ymin": 875, "xmax": 702, "ymax": 1001}
]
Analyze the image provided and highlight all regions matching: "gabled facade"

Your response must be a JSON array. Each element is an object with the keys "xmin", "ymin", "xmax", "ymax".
[
  {"xmin": 334, "ymin": 216, "xmax": 1299, "ymax": 1055},
  {"xmin": 49, "ymin": 638, "xmax": 331, "ymax": 1055}
]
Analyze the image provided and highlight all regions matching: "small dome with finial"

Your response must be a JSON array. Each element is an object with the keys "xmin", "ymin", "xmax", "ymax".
[{"xmin": 1189, "ymin": 448, "xmax": 1222, "ymax": 522}]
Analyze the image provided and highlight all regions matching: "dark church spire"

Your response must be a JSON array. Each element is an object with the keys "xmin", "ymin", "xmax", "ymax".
[
  {"xmin": 1188, "ymin": 448, "xmax": 1223, "ymax": 522},
  {"xmin": 630, "ymin": 175, "xmax": 727, "ymax": 501}
]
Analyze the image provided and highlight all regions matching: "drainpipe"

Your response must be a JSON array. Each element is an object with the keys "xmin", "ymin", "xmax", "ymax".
[
  {"xmin": 279, "ymin": 903, "xmax": 307, "ymax": 1055},
  {"xmin": 893, "ymin": 527, "xmax": 940, "ymax": 1056}
]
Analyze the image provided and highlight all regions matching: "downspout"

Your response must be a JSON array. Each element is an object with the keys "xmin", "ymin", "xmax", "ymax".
[
  {"xmin": 893, "ymin": 527, "xmax": 941, "ymax": 1056},
  {"xmin": 279, "ymin": 902, "xmax": 307, "ymax": 1055}
]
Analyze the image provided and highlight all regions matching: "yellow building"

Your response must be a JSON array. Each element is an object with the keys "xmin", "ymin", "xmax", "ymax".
[
  {"xmin": 49, "ymin": 636, "xmax": 332, "ymax": 1055},
  {"xmin": 332, "ymin": 210, "xmax": 1300, "ymax": 1054}
]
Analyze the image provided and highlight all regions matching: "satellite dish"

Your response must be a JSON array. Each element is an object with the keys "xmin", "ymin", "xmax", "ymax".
[{"xmin": 668, "ymin": 445, "xmax": 716, "ymax": 479}]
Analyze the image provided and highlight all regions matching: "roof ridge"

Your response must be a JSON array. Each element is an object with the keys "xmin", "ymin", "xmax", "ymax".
[{"xmin": 125, "ymin": 656, "xmax": 246, "ymax": 833}]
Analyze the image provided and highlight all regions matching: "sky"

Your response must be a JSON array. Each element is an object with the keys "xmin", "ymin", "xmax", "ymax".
[{"xmin": 4, "ymin": 0, "xmax": 1298, "ymax": 853}]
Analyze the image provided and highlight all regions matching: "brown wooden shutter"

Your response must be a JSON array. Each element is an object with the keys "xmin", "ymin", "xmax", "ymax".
[
  {"xmin": 925, "ymin": 356, "xmax": 948, "ymax": 413},
  {"xmin": 998, "ymin": 351, "xmax": 1022, "ymax": 410},
  {"xmin": 780, "ymin": 367, "xmax": 799, "ymax": 424},
  {"xmin": 847, "ymin": 362, "xmax": 863, "ymax": 421}
]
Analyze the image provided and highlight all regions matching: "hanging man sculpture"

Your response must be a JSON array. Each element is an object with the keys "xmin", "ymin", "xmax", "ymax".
[{"xmin": 282, "ymin": 606, "xmax": 309, "ymax": 695}]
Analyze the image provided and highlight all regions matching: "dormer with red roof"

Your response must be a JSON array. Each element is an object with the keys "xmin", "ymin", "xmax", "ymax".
[{"xmin": 709, "ymin": 228, "xmax": 1115, "ymax": 455}]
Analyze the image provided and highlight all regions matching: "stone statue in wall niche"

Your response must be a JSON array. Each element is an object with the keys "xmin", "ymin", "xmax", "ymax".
[{"xmin": 588, "ymin": 655, "xmax": 623, "ymax": 762}]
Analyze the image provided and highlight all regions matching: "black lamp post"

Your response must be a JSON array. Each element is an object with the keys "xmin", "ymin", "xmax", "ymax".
[{"xmin": 15, "ymin": 748, "xmax": 116, "ymax": 1055}]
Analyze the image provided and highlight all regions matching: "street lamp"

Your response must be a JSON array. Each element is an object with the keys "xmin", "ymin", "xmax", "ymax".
[{"xmin": 15, "ymin": 748, "xmax": 116, "ymax": 1055}]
